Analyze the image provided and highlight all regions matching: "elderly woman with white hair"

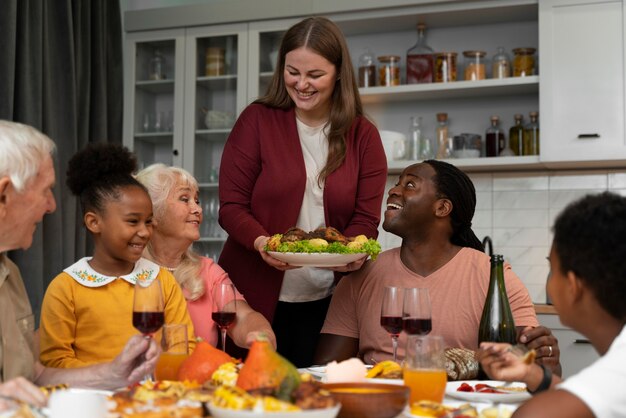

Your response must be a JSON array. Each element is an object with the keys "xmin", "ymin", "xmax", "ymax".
[{"xmin": 136, "ymin": 164, "xmax": 276, "ymax": 350}]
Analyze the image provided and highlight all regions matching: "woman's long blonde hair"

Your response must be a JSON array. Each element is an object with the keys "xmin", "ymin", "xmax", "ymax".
[{"xmin": 135, "ymin": 163, "xmax": 205, "ymax": 300}]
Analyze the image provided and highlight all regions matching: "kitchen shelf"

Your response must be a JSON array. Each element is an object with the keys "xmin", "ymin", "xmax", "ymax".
[
  {"xmin": 196, "ymin": 128, "xmax": 232, "ymax": 135},
  {"xmin": 136, "ymin": 79, "xmax": 175, "ymax": 94},
  {"xmin": 133, "ymin": 132, "xmax": 174, "ymax": 143},
  {"xmin": 387, "ymin": 156, "xmax": 542, "ymax": 174},
  {"xmin": 196, "ymin": 74, "xmax": 238, "ymax": 90},
  {"xmin": 360, "ymin": 76, "xmax": 539, "ymax": 104}
]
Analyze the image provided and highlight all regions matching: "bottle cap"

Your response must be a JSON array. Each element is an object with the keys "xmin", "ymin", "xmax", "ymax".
[
  {"xmin": 529, "ymin": 111, "xmax": 539, "ymax": 117},
  {"xmin": 437, "ymin": 113, "xmax": 448, "ymax": 122},
  {"xmin": 417, "ymin": 23, "xmax": 427, "ymax": 31},
  {"xmin": 490, "ymin": 115, "xmax": 499, "ymax": 122},
  {"xmin": 514, "ymin": 114, "xmax": 523, "ymax": 120}
]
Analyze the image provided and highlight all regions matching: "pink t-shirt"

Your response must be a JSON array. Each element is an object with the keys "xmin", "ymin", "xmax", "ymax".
[
  {"xmin": 321, "ymin": 247, "xmax": 538, "ymax": 363},
  {"xmin": 184, "ymin": 257, "xmax": 245, "ymax": 347}
]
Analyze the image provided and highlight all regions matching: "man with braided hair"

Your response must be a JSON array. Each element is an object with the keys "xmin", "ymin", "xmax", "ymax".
[{"xmin": 315, "ymin": 160, "xmax": 561, "ymax": 377}]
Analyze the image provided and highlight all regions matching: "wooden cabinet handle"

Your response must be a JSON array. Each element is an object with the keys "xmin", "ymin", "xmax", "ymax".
[
  {"xmin": 574, "ymin": 339, "xmax": 591, "ymax": 344},
  {"xmin": 577, "ymin": 134, "xmax": 600, "ymax": 139}
]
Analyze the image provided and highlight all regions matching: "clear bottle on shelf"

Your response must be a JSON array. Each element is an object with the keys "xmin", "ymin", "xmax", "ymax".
[
  {"xmin": 406, "ymin": 23, "xmax": 434, "ymax": 84},
  {"xmin": 485, "ymin": 116, "xmax": 505, "ymax": 157},
  {"xmin": 408, "ymin": 116, "xmax": 422, "ymax": 160},
  {"xmin": 491, "ymin": 46, "xmax": 511, "ymax": 79},
  {"xmin": 523, "ymin": 111, "xmax": 540, "ymax": 155},
  {"xmin": 508, "ymin": 114, "xmax": 524, "ymax": 156},
  {"xmin": 435, "ymin": 113, "xmax": 451, "ymax": 159},
  {"xmin": 358, "ymin": 48, "xmax": 376, "ymax": 88}
]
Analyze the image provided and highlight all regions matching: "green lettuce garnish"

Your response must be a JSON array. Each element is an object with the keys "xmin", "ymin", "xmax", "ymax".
[{"xmin": 266, "ymin": 236, "xmax": 381, "ymax": 261}]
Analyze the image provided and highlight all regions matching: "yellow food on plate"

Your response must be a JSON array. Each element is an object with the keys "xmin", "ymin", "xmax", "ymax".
[
  {"xmin": 365, "ymin": 360, "xmax": 402, "ymax": 379},
  {"xmin": 211, "ymin": 361, "xmax": 239, "ymax": 387},
  {"xmin": 481, "ymin": 406, "xmax": 513, "ymax": 418},
  {"xmin": 410, "ymin": 400, "xmax": 454, "ymax": 417}
]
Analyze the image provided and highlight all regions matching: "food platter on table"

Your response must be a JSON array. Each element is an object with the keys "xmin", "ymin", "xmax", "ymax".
[
  {"xmin": 445, "ymin": 380, "xmax": 531, "ymax": 403},
  {"xmin": 267, "ymin": 252, "xmax": 367, "ymax": 268}
]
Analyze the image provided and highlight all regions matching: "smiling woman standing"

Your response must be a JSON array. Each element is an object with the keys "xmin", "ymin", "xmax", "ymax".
[{"xmin": 218, "ymin": 17, "xmax": 387, "ymax": 367}]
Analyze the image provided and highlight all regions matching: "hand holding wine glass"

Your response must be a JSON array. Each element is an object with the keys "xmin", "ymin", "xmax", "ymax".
[
  {"xmin": 133, "ymin": 278, "xmax": 165, "ymax": 338},
  {"xmin": 403, "ymin": 287, "xmax": 432, "ymax": 335},
  {"xmin": 380, "ymin": 286, "xmax": 404, "ymax": 362},
  {"xmin": 213, "ymin": 283, "xmax": 237, "ymax": 352}
]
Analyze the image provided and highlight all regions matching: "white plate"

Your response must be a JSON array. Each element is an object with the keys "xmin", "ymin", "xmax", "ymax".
[
  {"xmin": 404, "ymin": 400, "xmax": 519, "ymax": 417},
  {"xmin": 366, "ymin": 378, "xmax": 404, "ymax": 385},
  {"xmin": 208, "ymin": 403, "xmax": 341, "ymax": 418},
  {"xmin": 267, "ymin": 252, "xmax": 366, "ymax": 267},
  {"xmin": 445, "ymin": 380, "xmax": 531, "ymax": 403}
]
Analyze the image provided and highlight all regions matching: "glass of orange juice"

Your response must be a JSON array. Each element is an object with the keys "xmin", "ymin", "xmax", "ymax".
[
  {"xmin": 155, "ymin": 323, "xmax": 189, "ymax": 381},
  {"xmin": 403, "ymin": 335, "xmax": 447, "ymax": 405}
]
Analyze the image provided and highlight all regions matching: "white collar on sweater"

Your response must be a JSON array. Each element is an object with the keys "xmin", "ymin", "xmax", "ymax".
[{"xmin": 64, "ymin": 257, "xmax": 160, "ymax": 288}]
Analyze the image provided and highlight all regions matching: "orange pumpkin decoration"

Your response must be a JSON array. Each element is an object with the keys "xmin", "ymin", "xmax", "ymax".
[
  {"xmin": 177, "ymin": 340, "xmax": 233, "ymax": 383},
  {"xmin": 236, "ymin": 338, "xmax": 301, "ymax": 401}
]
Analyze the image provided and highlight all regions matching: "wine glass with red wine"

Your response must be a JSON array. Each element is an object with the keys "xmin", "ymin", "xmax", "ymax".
[
  {"xmin": 380, "ymin": 286, "xmax": 404, "ymax": 362},
  {"xmin": 403, "ymin": 287, "xmax": 432, "ymax": 335},
  {"xmin": 133, "ymin": 278, "xmax": 165, "ymax": 338},
  {"xmin": 212, "ymin": 283, "xmax": 237, "ymax": 352}
]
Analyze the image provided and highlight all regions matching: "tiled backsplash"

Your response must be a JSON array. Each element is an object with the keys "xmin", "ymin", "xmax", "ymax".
[{"xmin": 378, "ymin": 169, "xmax": 626, "ymax": 303}]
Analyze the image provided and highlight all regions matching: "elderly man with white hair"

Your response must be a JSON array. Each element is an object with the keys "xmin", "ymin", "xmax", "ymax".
[{"xmin": 0, "ymin": 120, "xmax": 159, "ymax": 408}]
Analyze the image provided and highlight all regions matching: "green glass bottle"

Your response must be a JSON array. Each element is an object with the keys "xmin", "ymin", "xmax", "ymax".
[
  {"xmin": 508, "ymin": 114, "xmax": 524, "ymax": 156},
  {"xmin": 478, "ymin": 254, "xmax": 517, "ymax": 345}
]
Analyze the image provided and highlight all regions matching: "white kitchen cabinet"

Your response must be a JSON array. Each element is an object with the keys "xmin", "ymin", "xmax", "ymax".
[
  {"xmin": 538, "ymin": 313, "xmax": 599, "ymax": 379},
  {"xmin": 123, "ymin": 29, "xmax": 186, "ymax": 169},
  {"xmin": 124, "ymin": 23, "xmax": 249, "ymax": 259},
  {"xmin": 539, "ymin": 0, "xmax": 626, "ymax": 166}
]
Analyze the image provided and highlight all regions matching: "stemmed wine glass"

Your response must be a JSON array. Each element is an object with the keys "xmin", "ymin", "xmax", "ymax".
[
  {"xmin": 403, "ymin": 287, "xmax": 432, "ymax": 335},
  {"xmin": 133, "ymin": 278, "xmax": 165, "ymax": 338},
  {"xmin": 380, "ymin": 286, "xmax": 404, "ymax": 362},
  {"xmin": 133, "ymin": 278, "xmax": 164, "ymax": 381},
  {"xmin": 212, "ymin": 283, "xmax": 237, "ymax": 352}
]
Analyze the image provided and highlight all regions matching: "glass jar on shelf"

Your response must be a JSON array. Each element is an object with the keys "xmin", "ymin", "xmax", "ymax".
[
  {"xmin": 149, "ymin": 50, "xmax": 166, "ymax": 80},
  {"xmin": 378, "ymin": 55, "xmax": 401, "ymax": 87},
  {"xmin": 434, "ymin": 52, "xmax": 457, "ymax": 83},
  {"xmin": 206, "ymin": 47, "xmax": 226, "ymax": 76},
  {"xmin": 491, "ymin": 46, "xmax": 511, "ymax": 79},
  {"xmin": 358, "ymin": 48, "xmax": 376, "ymax": 88},
  {"xmin": 512, "ymin": 47, "xmax": 536, "ymax": 77},
  {"xmin": 406, "ymin": 23, "xmax": 434, "ymax": 84},
  {"xmin": 523, "ymin": 111, "xmax": 540, "ymax": 155},
  {"xmin": 462, "ymin": 50, "xmax": 487, "ymax": 81}
]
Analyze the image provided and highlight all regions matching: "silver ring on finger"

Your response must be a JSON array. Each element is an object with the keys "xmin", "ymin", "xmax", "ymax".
[{"xmin": 548, "ymin": 345, "xmax": 553, "ymax": 357}]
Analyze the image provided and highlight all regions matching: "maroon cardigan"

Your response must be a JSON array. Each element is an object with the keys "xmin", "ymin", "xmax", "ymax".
[{"xmin": 218, "ymin": 104, "xmax": 388, "ymax": 322}]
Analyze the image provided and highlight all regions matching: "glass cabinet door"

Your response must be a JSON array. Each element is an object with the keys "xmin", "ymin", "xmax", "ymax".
[
  {"xmin": 123, "ymin": 29, "xmax": 185, "ymax": 168},
  {"xmin": 247, "ymin": 18, "xmax": 297, "ymax": 103},
  {"xmin": 184, "ymin": 23, "xmax": 248, "ymax": 259}
]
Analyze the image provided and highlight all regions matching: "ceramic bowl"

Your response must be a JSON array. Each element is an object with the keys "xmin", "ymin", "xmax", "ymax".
[{"xmin": 323, "ymin": 382, "xmax": 409, "ymax": 418}]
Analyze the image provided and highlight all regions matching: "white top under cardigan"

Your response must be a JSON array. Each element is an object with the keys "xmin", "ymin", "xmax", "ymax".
[{"xmin": 279, "ymin": 118, "xmax": 334, "ymax": 303}]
